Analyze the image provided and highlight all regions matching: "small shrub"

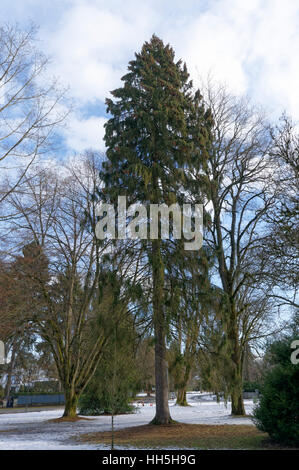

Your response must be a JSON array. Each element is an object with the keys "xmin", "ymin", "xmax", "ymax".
[
  {"xmin": 78, "ymin": 390, "xmax": 135, "ymax": 416},
  {"xmin": 253, "ymin": 348, "xmax": 299, "ymax": 447}
]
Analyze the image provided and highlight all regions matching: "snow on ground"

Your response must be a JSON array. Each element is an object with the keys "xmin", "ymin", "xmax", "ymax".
[{"xmin": 0, "ymin": 395, "xmax": 255, "ymax": 450}]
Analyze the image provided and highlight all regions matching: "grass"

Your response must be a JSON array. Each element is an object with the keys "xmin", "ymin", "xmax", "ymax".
[{"xmin": 78, "ymin": 423, "xmax": 297, "ymax": 449}]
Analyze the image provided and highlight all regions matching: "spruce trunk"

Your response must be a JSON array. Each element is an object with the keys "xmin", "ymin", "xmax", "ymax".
[{"xmin": 151, "ymin": 239, "xmax": 171, "ymax": 424}]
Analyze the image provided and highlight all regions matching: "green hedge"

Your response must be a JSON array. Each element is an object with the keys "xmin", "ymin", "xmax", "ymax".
[
  {"xmin": 243, "ymin": 381, "xmax": 260, "ymax": 392},
  {"xmin": 14, "ymin": 391, "xmax": 64, "ymax": 397}
]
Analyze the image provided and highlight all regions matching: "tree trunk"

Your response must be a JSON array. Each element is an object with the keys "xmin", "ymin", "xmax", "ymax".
[
  {"xmin": 5, "ymin": 341, "xmax": 17, "ymax": 404},
  {"xmin": 230, "ymin": 362, "xmax": 245, "ymax": 415},
  {"xmin": 150, "ymin": 239, "xmax": 172, "ymax": 425},
  {"xmin": 63, "ymin": 388, "xmax": 78, "ymax": 418},
  {"xmin": 175, "ymin": 361, "xmax": 191, "ymax": 406},
  {"xmin": 111, "ymin": 413, "xmax": 114, "ymax": 450},
  {"xmin": 176, "ymin": 387, "xmax": 188, "ymax": 406},
  {"xmin": 231, "ymin": 388, "xmax": 245, "ymax": 415},
  {"xmin": 228, "ymin": 305, "xmax": 246, "ymax": 416},
  {"xmin": 152, "ymin": 321, "xmax": 171, "ymax": 424}
]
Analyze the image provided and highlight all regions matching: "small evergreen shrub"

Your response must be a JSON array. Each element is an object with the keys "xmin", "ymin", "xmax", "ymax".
[
  {"xmin": 78, "ymin": 388, "xmax": 135, "ymax": 416},
  {"xmin": 253, "ymin": 337, "xmax": 299, "ymax": 447}
]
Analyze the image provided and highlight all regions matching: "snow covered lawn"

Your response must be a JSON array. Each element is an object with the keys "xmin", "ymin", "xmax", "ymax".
[{"xmin": 0, "ymin": 395, "xmax": 255, "ymax": 450}]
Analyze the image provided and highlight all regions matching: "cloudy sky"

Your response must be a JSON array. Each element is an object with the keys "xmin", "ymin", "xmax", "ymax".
[{"xmin": 2, "ymin": 0, "xmax": 299, "ymax": 155}]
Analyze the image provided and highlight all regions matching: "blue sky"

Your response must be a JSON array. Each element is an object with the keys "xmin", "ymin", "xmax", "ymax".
[{"xmin": 2, "ymin": 0, "xmax": 299, "ymax": 155}]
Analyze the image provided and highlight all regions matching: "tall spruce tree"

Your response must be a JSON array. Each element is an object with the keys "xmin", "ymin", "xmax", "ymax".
[{"xmin": 101, "ymin": 35, "xmax": 212, "ymax": 424}]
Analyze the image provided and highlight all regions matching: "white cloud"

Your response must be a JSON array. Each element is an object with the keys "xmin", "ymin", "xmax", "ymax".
[
  {"xmin": 41, "ymin": 0, "xmax": 298, "ymax": 118},
  {"xmin": 175, "ymin": 8, "xmax": 251, "ymax": 95},
  {"xmin": 245, "ymin": 0, "xmax": 299, "ymax": 119},
  {"xmin": 43, "ymin": 2, "xmax": 157, "ymax": 103},
  {"xmin": 167, "ymin": 0, "xmax": 299, "ymax": 122},
  {"xmin": 2, "ymin": 0, "xmax": 299, "ymax": 155},
  {"xmin": 63, "ymin": 114, "xmax": 107, "ymax": 152}
]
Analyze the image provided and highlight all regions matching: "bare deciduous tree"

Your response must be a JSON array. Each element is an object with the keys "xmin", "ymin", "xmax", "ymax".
[
  {"xmin": 198, "ymin": 81, "xmax": 282, "ymax": 415},
  {"xmin": 0, "ymin": 23, "xmax": 68, "ymax": 209},
  {"xmin": 4, "ymin": 154, "xmax": 114, "ymax": 416},
  {"xmin": 260, "ymin": 115, "xmax": 299, "ymax": 308}
]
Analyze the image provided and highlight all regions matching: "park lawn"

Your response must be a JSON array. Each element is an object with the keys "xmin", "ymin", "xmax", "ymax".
[{"xmin": 79, "ymin": 422, "xmax": 289, "ymax": 449}]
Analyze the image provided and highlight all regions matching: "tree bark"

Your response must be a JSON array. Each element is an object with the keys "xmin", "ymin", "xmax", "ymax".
[
  {"xmin": 229, "ymin": 318, "xmax": 245, "ymax": 416},
  {"xmin": 63, "ymin": 388, "xmax": 78, "ymax": 418},
  {"xmin": 230, "ymin": 351, "xmax": 245, "ymax": 415},
  {"xmin": 231, "ymin": 387, "xmax": 245, "ymax": 415},
  {"xmin": 176, "ymin": 387, "xmax": 188, "ymax": 406},
  {"xmin": 151, "ymin": 239, "xmax": 172, "ymax": 425},
  {"xmin": 175, "ymin": 363, "xmax": 191, "ymax": 406},
  {"xmin": 152, "ymin": 321, "xmax": 171, "ymax": 424}
]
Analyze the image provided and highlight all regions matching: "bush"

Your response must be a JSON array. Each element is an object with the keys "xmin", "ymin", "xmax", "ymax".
[
  {"xmin": 253, "ymin": 337, "xmax": 299, "ymax": 447},
  {"xmin": 15, "ymin": 391, "xmax": 63, "ymax": 397},
  {"xmin": 243, "ymin": 380, "xmax": 260, "ymax": 392},
  {"xmin": 78, "ymin": 389, "xmax": 135, "ymax": 416}
]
